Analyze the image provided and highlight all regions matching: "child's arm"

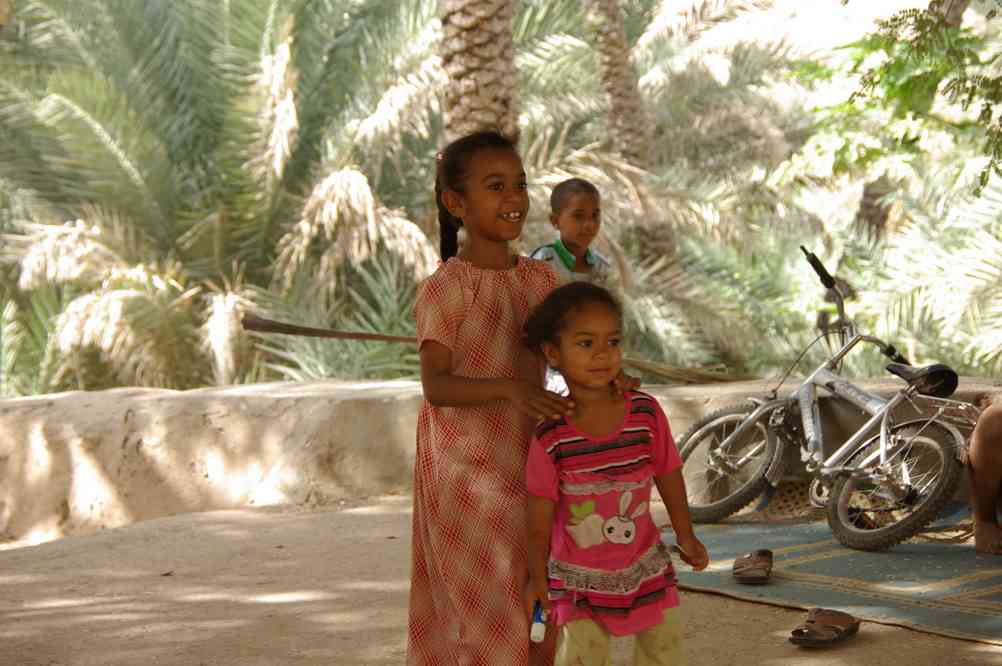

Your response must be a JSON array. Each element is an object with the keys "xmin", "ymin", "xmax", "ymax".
[
  {"xmin": 421, "ymin": 342, "xmax": 573, "ymax": 418},
  {"xmin": 654, "ymin": 468, "xmax": 709, "ymax": 571},
  {"xmin": 525, "ymin": 494, "xmax": 556, "ymax": 620}
]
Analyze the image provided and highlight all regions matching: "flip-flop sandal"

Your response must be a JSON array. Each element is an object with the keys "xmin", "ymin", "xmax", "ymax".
[
  {"xmin": 789, "ymin": 608, "xmax": 860, "ymax": 647},
  {"xmin": 732, "ymin": 549, "xmax": 772, "ymax": 585}
]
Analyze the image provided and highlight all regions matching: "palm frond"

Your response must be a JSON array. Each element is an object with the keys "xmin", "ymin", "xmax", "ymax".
[
  {"xmin": 35, "ymin": 87, "xmax": 172, "ymax": 227},
  {"xmin": 4, "ymin": 0, "xmax": 104, "ymax": 71},
  {"xmin": 0, "ymin": 298, "xmax": 23, "ymax": 395},
  {"xmin": 273, "ymin": 167, "xmax": 377, "ymax": 296},
  {"xmin": 53, "ymin": 263, "xmax": 209, "ymax": 388},
  {"xmin": 0, "ymin": 80, "xmax": 90, "ymax": 217},
  {"xmin": 202, "ymin": 286, "xmax": 258, "ymax": 386},
  {"xmin": 250, "ymin": 248, "xmax": 420, "ymax": 381},
  {"xmin": 518, "ymin": 32, "xmax": 598, "ymax": 96},
  {"xmin": 10, "ymin": 283, "xmax": 63, "ymax": 394},
  {"xmin": 375, "ymin": 208, "xmax": 439, "ymax": 279},
  {"xmin": 98, "ymin": 0, "xmax": 267, "ymax": 177},
  {"xmin": 5, "ymin": 219, "xmax": 125, "ymax": 289},
  {"xmin": 282, "ymin": 0, "xmax": 423, "ymax": 197},
  {"xmin": 635, "ymin": 0, "xmax": 774, "ymax": 54},
  {"xmin": 514, "ymin": 0, "xmax": 586, "ymax": 46},
  {"xmin": 340, "ymin": 50, "xmax": 444, "ymax": 205}
]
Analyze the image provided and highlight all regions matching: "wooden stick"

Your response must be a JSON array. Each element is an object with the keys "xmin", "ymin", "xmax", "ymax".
[
  {"xmin": 241, "ymin": 313, "xmax": 753, "ymax": 384},
  {"xmin": 241, "ymin": 313, "xmax": 417, "ymax": 344}
]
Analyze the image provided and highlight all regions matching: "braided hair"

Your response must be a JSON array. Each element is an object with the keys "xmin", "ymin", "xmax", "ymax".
[{"xmin": 435, "ymin": 130, "xmax": 517, "ymax": 260}]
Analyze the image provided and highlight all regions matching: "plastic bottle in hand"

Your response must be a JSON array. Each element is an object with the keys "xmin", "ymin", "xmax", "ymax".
[{"xmin": 530, "ymin": 600, "xmax": 547, "ymax": 643}]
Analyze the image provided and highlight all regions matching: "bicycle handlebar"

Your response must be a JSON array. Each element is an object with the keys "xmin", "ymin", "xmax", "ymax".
[
  {"xmin": 799, "ymin": 245, "xmax": 911, "ymax": 366},
  {"xmin": 799, "ymin": 245, "xmax": 836, "ymax": 290},
  {"xmin": 883, "ymin": 343, "xmax": 911, "ymax": 366}
]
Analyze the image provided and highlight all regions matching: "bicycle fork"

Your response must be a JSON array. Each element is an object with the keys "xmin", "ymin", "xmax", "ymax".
[{"xmin": 706, "ymin": 398, "xmax": 788, "ymax": 486}]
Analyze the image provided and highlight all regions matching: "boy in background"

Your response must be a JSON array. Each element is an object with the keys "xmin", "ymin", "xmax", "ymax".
[{"xmin": 530, "ymin": 178, "xmax": 611, "ymax": 285}]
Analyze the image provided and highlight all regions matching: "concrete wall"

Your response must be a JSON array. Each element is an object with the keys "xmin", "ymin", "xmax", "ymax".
[
  {"xmin": 1, "ymin": 377, "xmax": 999, "ymax": 545},
  {"xmin": 0, "ymin": 381, "xmax": 422, "ymax": 545}
]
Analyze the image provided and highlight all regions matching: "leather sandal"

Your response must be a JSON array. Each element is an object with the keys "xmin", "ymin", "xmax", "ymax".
[
  {"xmin": 732, "ymin": 548, "xmax": 772, "ymax": 585},
  {"xmin": 789, "ymin": 608, "xmax": 860, "ymax": 647}
]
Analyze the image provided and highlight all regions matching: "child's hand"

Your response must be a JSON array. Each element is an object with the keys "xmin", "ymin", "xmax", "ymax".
[
  {"xmin": 613, "ymin": 370, "xmax": 641, "ymax": 394},
  {"xmin": 676, "ymin": 535, "xmax": 709, "ymax": 571},
  {"xmin": 523, "ymin": 576, "xmax": 552, "ymax": 624},
  {"xmin": 507, "ymin": 380, "xmax": 574, "ymax": 421}
]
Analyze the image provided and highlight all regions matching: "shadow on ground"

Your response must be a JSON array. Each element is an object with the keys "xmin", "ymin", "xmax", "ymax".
[
  {"xmin": 0, "ymin": 498, "xmax": 412, "ymax": 666},
  {"xmin": 2, "ymin": 496, "xmax": 1001, "ymax": 666}
]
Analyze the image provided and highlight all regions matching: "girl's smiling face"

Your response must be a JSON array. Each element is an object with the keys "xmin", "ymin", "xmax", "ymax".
[
  {"xmin": 544, "ymin": 301, "xmax": 623, "ymax": 390},
  {"xmin": 443, "ymin": 147, "xmax": 529, "ymax": 246},
  {"xmin": 551, "ymin": 192, "xmax": 601, "ymax": 257}
]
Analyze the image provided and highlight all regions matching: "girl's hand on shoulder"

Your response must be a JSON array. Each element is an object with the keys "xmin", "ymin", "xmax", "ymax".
[
  {"xmin": 675, "ymin": 535, "xmax": 709, "ymax": 571},
  {"xmin": 506, "ymin": 380, "xmax": 574, "ymax": 421},
  {"xmin": 613, "ymin": 370, "xmax": 641, "ymax": 394}
]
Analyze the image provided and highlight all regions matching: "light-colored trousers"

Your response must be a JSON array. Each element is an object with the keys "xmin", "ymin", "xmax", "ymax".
[{"xmin": 555, "ymin": 607, "xmax": 686, "ymax": 666}]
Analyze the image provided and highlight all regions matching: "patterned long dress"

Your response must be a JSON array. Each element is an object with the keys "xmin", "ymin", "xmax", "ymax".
[{"xmin": 407, "ymin": 256, "xmax": 558, "ymax": 665}]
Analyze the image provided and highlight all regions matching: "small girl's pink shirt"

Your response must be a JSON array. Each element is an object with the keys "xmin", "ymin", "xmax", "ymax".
[{"xmin": 525, "ymin": 392, "xmax": 682, "ymax": 636}]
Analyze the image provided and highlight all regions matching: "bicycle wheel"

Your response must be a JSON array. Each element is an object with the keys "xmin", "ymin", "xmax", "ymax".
[
  {"xmin": 679, "ymin": 403, "xmax": 777, "ymax": 523},
  {"xmin": 826, "ymin": 420, "xmax": 963, "ymax": 551}
]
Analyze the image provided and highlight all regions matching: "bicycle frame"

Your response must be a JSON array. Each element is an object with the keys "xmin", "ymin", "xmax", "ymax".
[
  {"xmin": 712, "ymin": 332, "xmax": 975, "ymax": 484},
  {"xmin": 801, "ymin": 333, "xmax": 900, "ymax": 472},
  {"xmin": 708, "ymin": 246, "xmax": 982, "ymax": 491},
  {"xmin": 686, "ymin": 247, "xmax": 984, "ymax": 547}
]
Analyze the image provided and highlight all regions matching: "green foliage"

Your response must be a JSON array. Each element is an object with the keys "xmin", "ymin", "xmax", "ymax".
[
  {"xmin": 0, "ymin": 285, "xmax": 64, "ymax": 396},
  {"xmin": 0, "ymin": 299, "xmax": 22, "ymax": 396},
  {"xmin": 848, "ymin": 20, "xmax": 981, "ymax": 117},
  {"xmin": 2, "ymin": 0, "xmax": 1000, "ymax": 394},
  {"xmin": 254, "ymin": 248, "xmax": 420, "ymax": 381},
  {"xmin": 845, "ymin": 1, "xmax": 1002, "ymax": 192},
  {"xmin": 851, "ymin": 172, "xmax": 1002, "ymax": 376},
  {"xmin": 0, "ymin": 0, "xmax": 439, "ymax": 390}
]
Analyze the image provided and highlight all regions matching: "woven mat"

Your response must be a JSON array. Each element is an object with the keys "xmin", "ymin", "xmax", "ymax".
[{"xmin": 668, "ymin": 486, "xmax": 1000, "ymax": 645}]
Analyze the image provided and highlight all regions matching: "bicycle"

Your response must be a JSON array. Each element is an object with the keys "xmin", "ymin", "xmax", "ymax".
[{"xmin": 677, "ymin": 246, "xmax": 982, "ymax": 551}]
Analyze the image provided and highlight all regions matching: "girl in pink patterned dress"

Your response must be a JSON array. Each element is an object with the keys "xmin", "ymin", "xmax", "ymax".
[
  {"xmin": 406, "ymin": 130, "xmax": 576, "ymax": 665},
  {"xmin": 523, "ymin": 282, "xmax": 709, "ymax": 665}
]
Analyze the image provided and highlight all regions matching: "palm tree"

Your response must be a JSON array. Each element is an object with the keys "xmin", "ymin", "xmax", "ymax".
[
  {"xmin": 4, "ymin": 0, "xmax": 957, "ymax": 393},
  {"xmin": 582, "ymin": 0, "xmax": 652, "ymax": 167},
  {"xmin": 439, "ymin": 0, "xmax": 519, "ymax": 140},
  {"xmin": 0, "ymin": 0, "xmax": 437, "ymax": 391}
]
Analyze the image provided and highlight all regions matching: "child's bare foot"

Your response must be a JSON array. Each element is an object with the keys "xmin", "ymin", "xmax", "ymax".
[{"xmin": 974, "ymin": 521, "xmax": 1002, "ymax": 554}]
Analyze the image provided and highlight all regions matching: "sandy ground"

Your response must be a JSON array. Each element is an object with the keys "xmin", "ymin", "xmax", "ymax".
[{"xmin": 3, "ymin": 496, "xmax": 1001, "ymax": 666}]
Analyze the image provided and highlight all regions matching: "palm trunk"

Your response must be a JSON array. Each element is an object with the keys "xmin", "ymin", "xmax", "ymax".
[
  {"xmin": 936, "ymin": 0, "xmax": 969, "ymax": 28},
  {"xmin": 438, "ymin": 0, "xmax": 519, "ymax": 142},
  {"xmin": 583, "ymin": 0, "xmax": 652, "ymax": 168},
  {"xmin": 854, "ymin": 175, "xmax": 895, "ymax": 242}
]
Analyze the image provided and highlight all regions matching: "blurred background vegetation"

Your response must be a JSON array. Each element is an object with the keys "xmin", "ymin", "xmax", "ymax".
[{"xmin": 1, "ymin": 0, "xmax": 1001, "ymax": 395}]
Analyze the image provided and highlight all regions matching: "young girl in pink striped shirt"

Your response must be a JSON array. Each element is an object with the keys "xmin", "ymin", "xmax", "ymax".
[{"xmin": 523, "ymin": 281, "xmax": 709, "ymax": 665}]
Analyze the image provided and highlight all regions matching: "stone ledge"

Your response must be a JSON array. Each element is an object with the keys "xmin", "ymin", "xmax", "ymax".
[{"xmin": 1, "ymin": 377, "xmax": 999, "ymax": 545}]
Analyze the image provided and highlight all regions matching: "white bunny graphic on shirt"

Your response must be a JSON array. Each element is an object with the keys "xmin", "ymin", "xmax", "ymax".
[{"xmin": 566, "ymin": 490, "xmax": 648, "ymax": 549}]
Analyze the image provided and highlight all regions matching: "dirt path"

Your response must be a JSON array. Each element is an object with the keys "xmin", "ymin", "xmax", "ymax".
[{"xmin": 2, "ymin": 496, "xmax": 1000, "ymax": 666}]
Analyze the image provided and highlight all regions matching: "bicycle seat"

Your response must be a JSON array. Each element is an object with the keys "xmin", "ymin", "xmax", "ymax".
[{"xmin": 885, "ymin": 362, "xmax": 958, "ymax": 398}]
